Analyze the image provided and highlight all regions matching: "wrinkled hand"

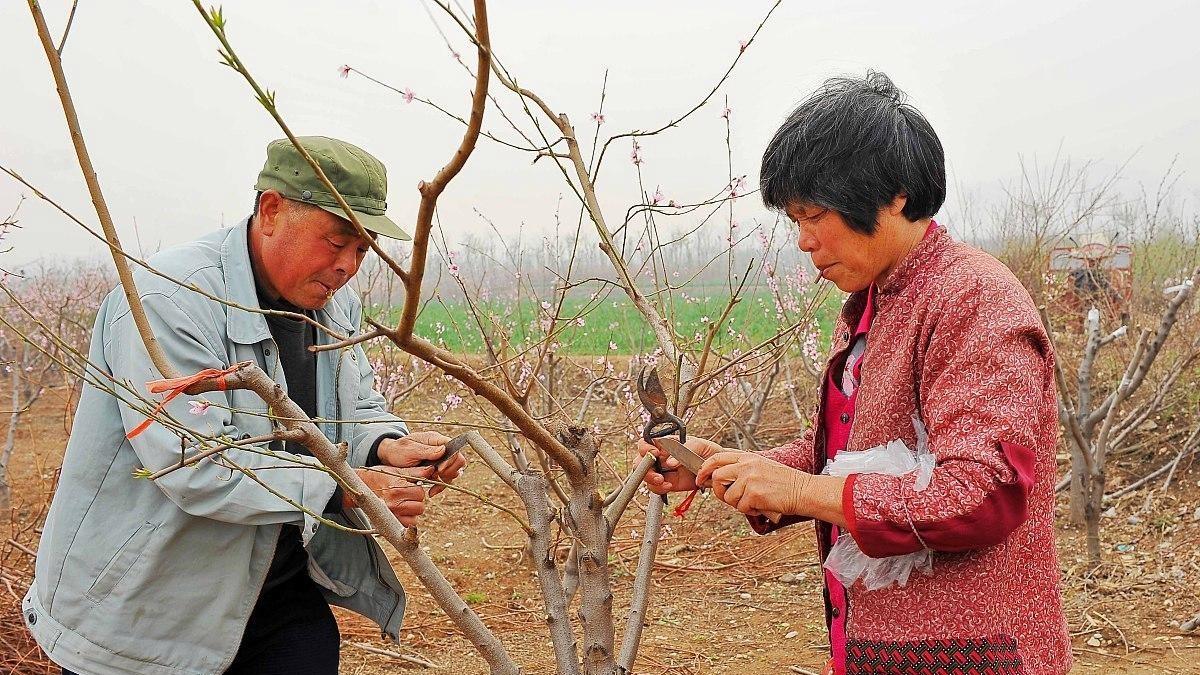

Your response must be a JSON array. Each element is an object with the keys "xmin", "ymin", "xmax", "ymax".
[
  {"xmin": 695, "ymin": 451, "xmax": 811, "ymax": 517},
  {"xmin": 637, "ymin": 436, "xmax": 724, "ymax": 494},
  {"xmin": 346, "ymin": 466, "xmax": 430, "ymax": 527},
  {"xmin": 376, "ymin": 431, "xmax": 466, "ymax": 497}
]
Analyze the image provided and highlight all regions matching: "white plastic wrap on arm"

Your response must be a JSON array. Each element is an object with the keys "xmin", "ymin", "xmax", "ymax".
[{"xmin": 821, "ymin": 416, "xmax": 936, "ymax": 590}]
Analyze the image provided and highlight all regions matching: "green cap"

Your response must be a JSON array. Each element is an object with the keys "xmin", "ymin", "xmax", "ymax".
[{"xmin": 254, "ymin": 136, "xmax": 410, "ymax": 241}]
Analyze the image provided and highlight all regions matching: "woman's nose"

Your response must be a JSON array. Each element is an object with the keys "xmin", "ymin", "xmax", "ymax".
[{"xmin": 797, "ymin": 230, "xmax": 818, "ymax": 253}]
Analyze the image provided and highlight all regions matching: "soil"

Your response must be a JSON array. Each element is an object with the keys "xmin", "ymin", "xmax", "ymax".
[{"xmin": 2, "ymin": 383, "xmax": 1199, "ymax": 674}]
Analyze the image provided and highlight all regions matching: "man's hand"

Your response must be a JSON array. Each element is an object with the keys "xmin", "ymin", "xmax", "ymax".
[
  {"xmin": 376, "ymin": 431, "xmax": 466, "ymax": 497},
  {"xmin": 637, "ymin": 436, "xmax": 724, "ymax": 494},
  {"xmin": 345, "ymin": 466, "xmax": 431, "ymax": 527}
]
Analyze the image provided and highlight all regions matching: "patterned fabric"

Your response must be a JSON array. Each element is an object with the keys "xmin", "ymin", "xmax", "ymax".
[
  {"xmin": 845, "ymin": 636, "xmax": 1025, "ymax": 674},
  {"xmin": 755, "ymin": 225, "xmax": 1072, "ymax": 674}
]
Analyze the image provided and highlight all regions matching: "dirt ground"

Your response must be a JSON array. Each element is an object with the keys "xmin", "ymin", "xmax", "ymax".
[{"xmin": 3, "ymin": 384, "xmax": 1200, "ymax": 674}]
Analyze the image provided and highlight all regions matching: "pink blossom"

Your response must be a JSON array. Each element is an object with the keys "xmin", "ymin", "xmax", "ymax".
[
  {"xmin": 651, "ymin": 186, "xmax": 664, "ymax": 206},
  {"xmin": 721, "ymin": 106, "xmax": 732, "ymax": 120},
  {"xmin": 738, "ymin": 40, "xmax": 748, "ymax": 53},
  {"xmin": 729, "ymin": 176, "xmax": 746, "ymax": 198},
  {"xmin": 609, "ymin": 341, "xmax": 618, "ymax": 351},
  {"xmin": 668, "ymin": 199, "xmax": 678, "ymax": 208},
  {"xmin": 540, "ymin": 300, "xmax": 552, "ymax": 310},
  {"xmin": 591, "ymin": 112, "xmax": 606, "ymax": 124},
  {"xmin": 402, "ymin": 88, "xmax": 415, "ymax": 104},
  {"xmin": 338, "ymin": 64, "xmax": 351, "ymax": 78},
  {"xmin": 448, "ymin": 262, "xmax": 460, "ymax": 277},
  {"xmin": 188, "ymin": 400, "xmax": 210, "ymax": 416},
  {"xmin": 630, "ymin": 140, "xmax": 643, "ymax": 166}
]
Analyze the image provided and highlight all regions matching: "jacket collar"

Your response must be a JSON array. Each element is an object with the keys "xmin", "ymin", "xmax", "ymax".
[
  {"xmin": 220, "ymin": 218, "xmax": 356, "ymax": 344},
  {"xmin": 221, "ymin": 218, "xmax": 272, "ymax": 345},
  {"xmin": 875, "ymin": 221, "xmax": 949, "ymax": 305}
]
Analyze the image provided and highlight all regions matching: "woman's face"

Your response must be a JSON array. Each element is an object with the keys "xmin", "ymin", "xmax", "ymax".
[{"xmin": 785, "ymin": 198, "xmax": 921, "ymax": 293}]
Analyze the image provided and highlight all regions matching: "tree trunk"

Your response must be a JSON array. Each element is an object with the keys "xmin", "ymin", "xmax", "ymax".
[
  {"xmin": 0, "ymin": 349, "xmax": 21, "ymax": 513},
  {"xmin": 1084, "ymin": 468, "xmax": 1105, "ymax": 565},
  {"xmin": 1069, "ymin": 447, "xmax": 1087, "ymax": 524}
]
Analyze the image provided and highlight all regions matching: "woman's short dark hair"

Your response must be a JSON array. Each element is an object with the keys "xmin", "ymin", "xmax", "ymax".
[{"xmin": 759, "ymin": 71, "xmax": 945, "ymax": 235}]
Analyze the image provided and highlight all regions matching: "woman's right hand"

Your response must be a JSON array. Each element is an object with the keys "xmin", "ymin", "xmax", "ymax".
[{"xmin": 637, "ymin": 436, "xmax": 725, "ymax": 494}]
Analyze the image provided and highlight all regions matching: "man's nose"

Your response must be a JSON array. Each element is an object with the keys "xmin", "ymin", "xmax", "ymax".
[{"xmin": 335, "ymin": 246, "xmax": 360, "ymax": 277}]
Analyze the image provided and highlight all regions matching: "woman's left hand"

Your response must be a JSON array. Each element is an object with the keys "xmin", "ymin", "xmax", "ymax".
[{"xmin": 695, "ymin": 451, "xmax": 812, "ymax": 516}]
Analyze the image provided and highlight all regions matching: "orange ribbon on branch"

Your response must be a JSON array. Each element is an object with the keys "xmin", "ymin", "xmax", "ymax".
[
  {"xmin": 673, "ymin": 488, "xmax": 700, "ymax": 518},
  {"xmin": 126, "ymin": 364, "xmax": 242, "ymax": 439}
]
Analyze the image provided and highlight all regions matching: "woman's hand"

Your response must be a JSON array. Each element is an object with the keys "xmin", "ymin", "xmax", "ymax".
[
  {"xmin": 695, "ymin": 451, "xmax": 810, "ymax": 516},
  {"xmin": 696, "ymin": 452, "xmax": 848, "ymax": 526},
  {"xmin": 637, "ymin": 436, "xmax": 724, "ymax": 494}
]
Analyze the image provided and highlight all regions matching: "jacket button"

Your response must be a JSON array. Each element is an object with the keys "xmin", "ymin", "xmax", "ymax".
[
  {"xmin": 264, "ymin": 347, "xmax": 272, "ymax": 357},
  {"xmin": 26, "ymin": 612, "xmax": 36, "ymax": 625},
  {"xmin": 831, "ymin": 606, "xmax": 840, "ymax": 619},
  {"xmin": 840, "ymin": 412, "xmax": 850, "ymax": 424},
  {"xmin": 841, "ymin": 331, "xmax": 849, "ymax": 341},
  {"xmin": 311, "ymin": 523, "xmax": 318, "ymax": 533}
]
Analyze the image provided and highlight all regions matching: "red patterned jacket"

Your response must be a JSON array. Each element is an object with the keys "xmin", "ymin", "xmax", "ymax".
[{"xmin": 755, "ymin": 226, "xmax": 1072, "ymax": 674}]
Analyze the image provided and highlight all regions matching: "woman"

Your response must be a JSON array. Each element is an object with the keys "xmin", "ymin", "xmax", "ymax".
[{"xmin": 641, "ymin": 72, "xmax": 1070, "ymax": 674}]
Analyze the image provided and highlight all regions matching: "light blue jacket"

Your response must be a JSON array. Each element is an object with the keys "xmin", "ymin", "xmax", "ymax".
[{"xmin": 23, "ymin": 220, "xmax": 409, "ymax": 674}]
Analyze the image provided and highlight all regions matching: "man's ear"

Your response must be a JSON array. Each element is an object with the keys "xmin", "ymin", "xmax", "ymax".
[{"xmin": 256, "ymin": 190, "xmax": 286, "ymax": 236}]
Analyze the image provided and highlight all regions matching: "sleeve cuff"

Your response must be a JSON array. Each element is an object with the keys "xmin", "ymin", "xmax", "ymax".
[
  {"xmin": 841, "ymin": 473, "xmax": 860, "ymax": 538},
  {"xmin": 325, "ymin": 484, "xmax": 344, "ymax": 513}
]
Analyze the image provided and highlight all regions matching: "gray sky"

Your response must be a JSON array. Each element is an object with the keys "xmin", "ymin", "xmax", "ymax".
[{"xmin": 2, "ymin": 0, "xmax": 1198, "ymax": 266}]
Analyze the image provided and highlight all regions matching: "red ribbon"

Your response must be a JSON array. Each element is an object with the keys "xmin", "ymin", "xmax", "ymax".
[
  {"xmin": 672, "ymin": 488, "xmax": 700, "ymax": 518},
  {"xmin": 126, "ymin": 365, "xmax": 240, "ymax": 439}
]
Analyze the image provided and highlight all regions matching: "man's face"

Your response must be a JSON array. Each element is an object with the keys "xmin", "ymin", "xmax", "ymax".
[{"xmin": 254, "ymin": 192, "xmax": 373, "ymax": 309}]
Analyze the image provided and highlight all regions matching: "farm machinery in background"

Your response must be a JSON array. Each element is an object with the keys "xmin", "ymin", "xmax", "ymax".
[{"xmin": 1048, "ymin": 233, "xmax": 1133, "ymax": 325}]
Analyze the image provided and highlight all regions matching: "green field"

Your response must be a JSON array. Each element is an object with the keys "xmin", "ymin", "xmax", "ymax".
[{"xmin": 391, "ymin": 289, "xmax": 841, "ymax": 355}]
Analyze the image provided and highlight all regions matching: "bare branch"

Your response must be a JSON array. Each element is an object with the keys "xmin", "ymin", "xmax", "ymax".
[{"xmin": 27, "ymin": 0, "xmax": 179, "ymax": 380}]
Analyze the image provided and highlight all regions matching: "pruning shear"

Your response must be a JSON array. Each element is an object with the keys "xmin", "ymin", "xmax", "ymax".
[
  {"xmin": 636, "ymin": 366, "xmax": 781, "ymax": 523},
  {"xmin": 637, "ymin": 367, "xmax": 687, "ymax": 447},
  {"xmin": 637, "ymin": 367, "xmax": 701, "ymax": 515}
]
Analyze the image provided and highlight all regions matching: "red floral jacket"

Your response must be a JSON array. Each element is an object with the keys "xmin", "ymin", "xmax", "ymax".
[{"xmin": 756, "ymin": 226, "xmax": 1072, "ymax": 674}]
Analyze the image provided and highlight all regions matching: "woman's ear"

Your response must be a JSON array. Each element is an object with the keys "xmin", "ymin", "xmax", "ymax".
[{"xmin": 887, "ymin": 194, "xmax": 908, "ymax": 217}]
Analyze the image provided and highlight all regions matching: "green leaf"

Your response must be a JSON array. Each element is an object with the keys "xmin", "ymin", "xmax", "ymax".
[
  {"xmin": 209, "ymin": 5, "xmax": 226, "ymax": 31},
  {"xmin": 132, "ymin": 467, "xmax": 152, "ymax": 479}
]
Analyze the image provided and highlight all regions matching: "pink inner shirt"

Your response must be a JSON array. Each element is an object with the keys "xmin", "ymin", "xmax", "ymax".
[{"xmin": 821, "ymin": 283, "xmax": 875, "ymax": 673}]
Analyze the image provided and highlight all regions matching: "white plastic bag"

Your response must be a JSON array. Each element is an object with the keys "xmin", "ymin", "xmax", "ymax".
[{"xmin": 821, "ymin": 416, "xmax": 935, "ymax": 590}]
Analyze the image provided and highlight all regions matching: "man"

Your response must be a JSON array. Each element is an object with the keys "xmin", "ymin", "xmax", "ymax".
[{"xmin": 23, "ymin": 136, "xmax": 464, "ymax": 674}]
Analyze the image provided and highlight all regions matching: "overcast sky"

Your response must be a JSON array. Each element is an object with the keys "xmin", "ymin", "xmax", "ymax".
[{"xmin": 2, "ymin": 0, "xmax": 1198, "ymax": 266}]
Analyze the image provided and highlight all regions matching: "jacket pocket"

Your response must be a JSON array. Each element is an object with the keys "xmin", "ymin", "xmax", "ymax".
[{"xmin": 85, "ymin": 520, "xmax": 158, "ymax": 604}]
